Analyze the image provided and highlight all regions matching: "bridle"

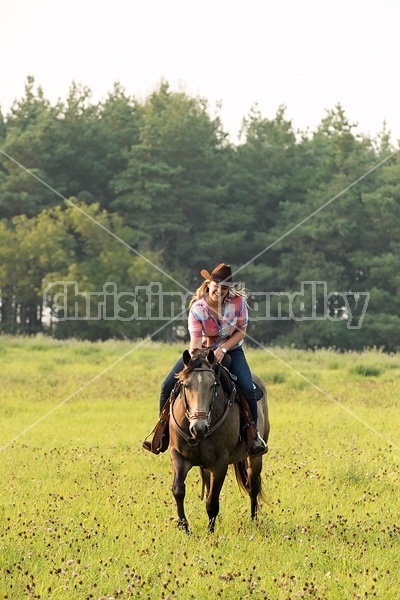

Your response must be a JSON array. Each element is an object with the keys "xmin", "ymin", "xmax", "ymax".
[
  {"xmin": 170, "ymin": 365, "xmax": 237, "ymax": 446},
  {"xmin": 181, "ymin": 367, "xmax": 218, "ymax": 424}
]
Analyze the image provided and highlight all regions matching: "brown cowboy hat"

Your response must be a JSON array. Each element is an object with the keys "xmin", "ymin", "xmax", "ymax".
[{"xmin": 200, "ymin": 263, "xmax": 234, "ymax": 287}]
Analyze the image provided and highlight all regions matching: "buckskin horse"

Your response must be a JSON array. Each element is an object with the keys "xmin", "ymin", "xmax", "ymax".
[{"xmin": 169, "ymin": 348, "xmax": 270, "ymax": 533}]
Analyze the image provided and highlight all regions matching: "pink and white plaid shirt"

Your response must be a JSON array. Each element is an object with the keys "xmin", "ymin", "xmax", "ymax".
[{"xmin": 188, "ymin": 294, "xmax": 248, "ymax": 349}]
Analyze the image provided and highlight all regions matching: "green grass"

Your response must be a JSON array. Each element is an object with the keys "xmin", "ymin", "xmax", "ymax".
[
  {"xmin": 351, "ymin": 364, "xmax": 382, "ymax": 378},
  {"xmin": 0, "ymin": 336, "xmax": 399, "ymax": 599}
]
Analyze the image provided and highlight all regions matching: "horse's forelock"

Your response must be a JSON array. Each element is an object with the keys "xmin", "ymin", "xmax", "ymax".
[{"xmin": 177, "ymin": 350, "xmax": 212, "ymax": 381}]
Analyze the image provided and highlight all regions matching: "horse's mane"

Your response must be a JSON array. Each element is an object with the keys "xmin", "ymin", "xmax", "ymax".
[{"xmin": 176, "ymin": 349, "xmax": 213, "ymax": 382}]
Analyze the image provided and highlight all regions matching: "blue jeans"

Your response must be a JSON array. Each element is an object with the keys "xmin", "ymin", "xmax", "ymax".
[
  {"xmin": 159, "ymin": 347, "xmax": 258, "ymax": 426},
  {"xmin": 227, "ymin": 347, "xmax": 257, "ymax": 425}
]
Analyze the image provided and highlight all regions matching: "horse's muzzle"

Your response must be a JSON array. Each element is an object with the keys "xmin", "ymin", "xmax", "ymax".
[{"xmin": 187, "ymin": 412, "xmax": 210, "ymax": 440}]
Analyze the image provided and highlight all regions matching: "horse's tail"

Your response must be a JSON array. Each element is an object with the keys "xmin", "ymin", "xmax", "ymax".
[
  {"xmin": 233, "ymin": 460, "xmax": 266, "ymax": 503},
  {"xmin": 233, "ymin": 460, "xmax": 251, "ymax": 495}
]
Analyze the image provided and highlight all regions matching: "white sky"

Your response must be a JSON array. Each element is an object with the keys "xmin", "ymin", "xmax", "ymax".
[{"xmin": 1, "ymin": 0, "xmax": 399, "ymax": 144}]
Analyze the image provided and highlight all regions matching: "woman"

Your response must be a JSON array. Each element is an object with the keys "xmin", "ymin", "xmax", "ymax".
[{"xmin": 143, "ymin": 262, "xmax": 266, "ymax": 456}]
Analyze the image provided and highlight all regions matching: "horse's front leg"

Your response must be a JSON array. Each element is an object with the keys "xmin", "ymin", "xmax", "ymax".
[
  {"xmin": 206, "ymin": 463, "xmax": 228, "ymax": 533},
  {"xmin": 170, "ymin": 448, "xmax": 192, "ymax": 532},
  {"xmin": 199, "ymin": 467, "xmax": 211, "ymax": 500}
]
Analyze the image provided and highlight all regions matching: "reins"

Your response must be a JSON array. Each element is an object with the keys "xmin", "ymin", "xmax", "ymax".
[{"xmin": 170, "ymin": 366, "xmax": 237, "ymax": 446}]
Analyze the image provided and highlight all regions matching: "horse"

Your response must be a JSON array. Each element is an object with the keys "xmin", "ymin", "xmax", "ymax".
[{"xmin": 169, "ymin": 348, "xmax": 270, "ymax": 533}]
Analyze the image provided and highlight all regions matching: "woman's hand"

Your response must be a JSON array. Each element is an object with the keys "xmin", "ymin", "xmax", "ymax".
[{"xmin": 214, "ymin": 346, "xmax": 226, "ymax": 363}]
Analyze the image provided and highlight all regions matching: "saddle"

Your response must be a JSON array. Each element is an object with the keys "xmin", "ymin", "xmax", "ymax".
[
  {"xmin": 215, "ymin": 363, "xmax": 258, "ymax": 447},
  {"xmin": 217, "ymin": 362, "xmax": 264, "ymax": 402}
]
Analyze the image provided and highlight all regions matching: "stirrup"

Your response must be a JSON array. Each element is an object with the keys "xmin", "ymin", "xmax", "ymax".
[
  {"xmin": 142, "ymin": 440, "xmax": 154, "ymax": 453},
  {"xmin": 248, "ymin": 433, "xmax": 268, "ymax": 457},
  {"xmin": 142, "ymin": 432, "xmax": 169, "ymax": 454}
]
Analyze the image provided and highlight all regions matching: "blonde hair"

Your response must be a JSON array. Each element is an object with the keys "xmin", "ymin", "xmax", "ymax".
[{"xmin": 189, "ymin": 279, "xmax": 248, "ymax": 309}]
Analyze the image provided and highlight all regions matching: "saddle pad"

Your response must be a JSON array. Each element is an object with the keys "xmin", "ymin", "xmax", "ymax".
[{"xmin": 253, "ymin": 382, "xmax": 264, "ymax": 401}]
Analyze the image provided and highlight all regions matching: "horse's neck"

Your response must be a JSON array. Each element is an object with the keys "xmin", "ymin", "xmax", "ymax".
[{"xmin": 208, "ymin": 386, "xmax": 228, "ymax": 422}]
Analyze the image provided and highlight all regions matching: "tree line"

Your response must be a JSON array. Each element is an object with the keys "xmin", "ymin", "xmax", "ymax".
[{"xmin": 0, "ymin": 77, "xmax": 399, "ymax": 351}]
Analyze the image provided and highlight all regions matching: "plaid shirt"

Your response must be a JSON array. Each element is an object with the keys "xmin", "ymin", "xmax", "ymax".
[{"xmin": 188, "ymin": 294, "xmax": 248, "ymax": 349}]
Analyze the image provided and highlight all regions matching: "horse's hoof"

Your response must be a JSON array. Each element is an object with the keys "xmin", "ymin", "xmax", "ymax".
[
  {"xmin": 208, "ymin": 518, "xmax": 216, "ymax": 533},
  {"xmin": 177, "ymin": 519, "xmax": 190, "ymax": 534}
]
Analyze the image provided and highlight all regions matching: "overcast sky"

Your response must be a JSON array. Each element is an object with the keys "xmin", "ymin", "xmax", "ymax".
[{"xmin": 2, "ymin": 0, "xmax": 399, "ymax": 143}]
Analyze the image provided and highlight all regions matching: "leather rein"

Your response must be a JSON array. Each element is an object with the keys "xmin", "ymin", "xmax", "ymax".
[{"xmin": 170, "ymin": 366, "xmax": 237, "ymax": 446}]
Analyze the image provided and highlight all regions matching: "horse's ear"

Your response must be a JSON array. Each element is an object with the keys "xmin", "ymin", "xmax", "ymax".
[
  {"xmin": 183, "ymin": 349, "xmax": 192, "ymax": 366},
  {"xmin": 206, "ymin": 349, "xmax": 215, "ymax": 365}
]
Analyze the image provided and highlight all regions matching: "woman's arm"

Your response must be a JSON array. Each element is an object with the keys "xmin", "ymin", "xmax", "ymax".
[
  {"xmin": 189, "ymin": 336, "xmax": 203, "ymax": 355},
  {"xmin": 214, "ymin": 326, "xmax": 246, "ymax": 363},
  {"xmin": 188, "ymin": 301, "xmax": 206, "ymax": 355}
]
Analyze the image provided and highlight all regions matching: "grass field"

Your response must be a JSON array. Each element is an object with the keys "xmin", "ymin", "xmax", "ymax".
[{"xmin": 0, "ymin": 335, "xmax": 399, "ymax": 599}]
